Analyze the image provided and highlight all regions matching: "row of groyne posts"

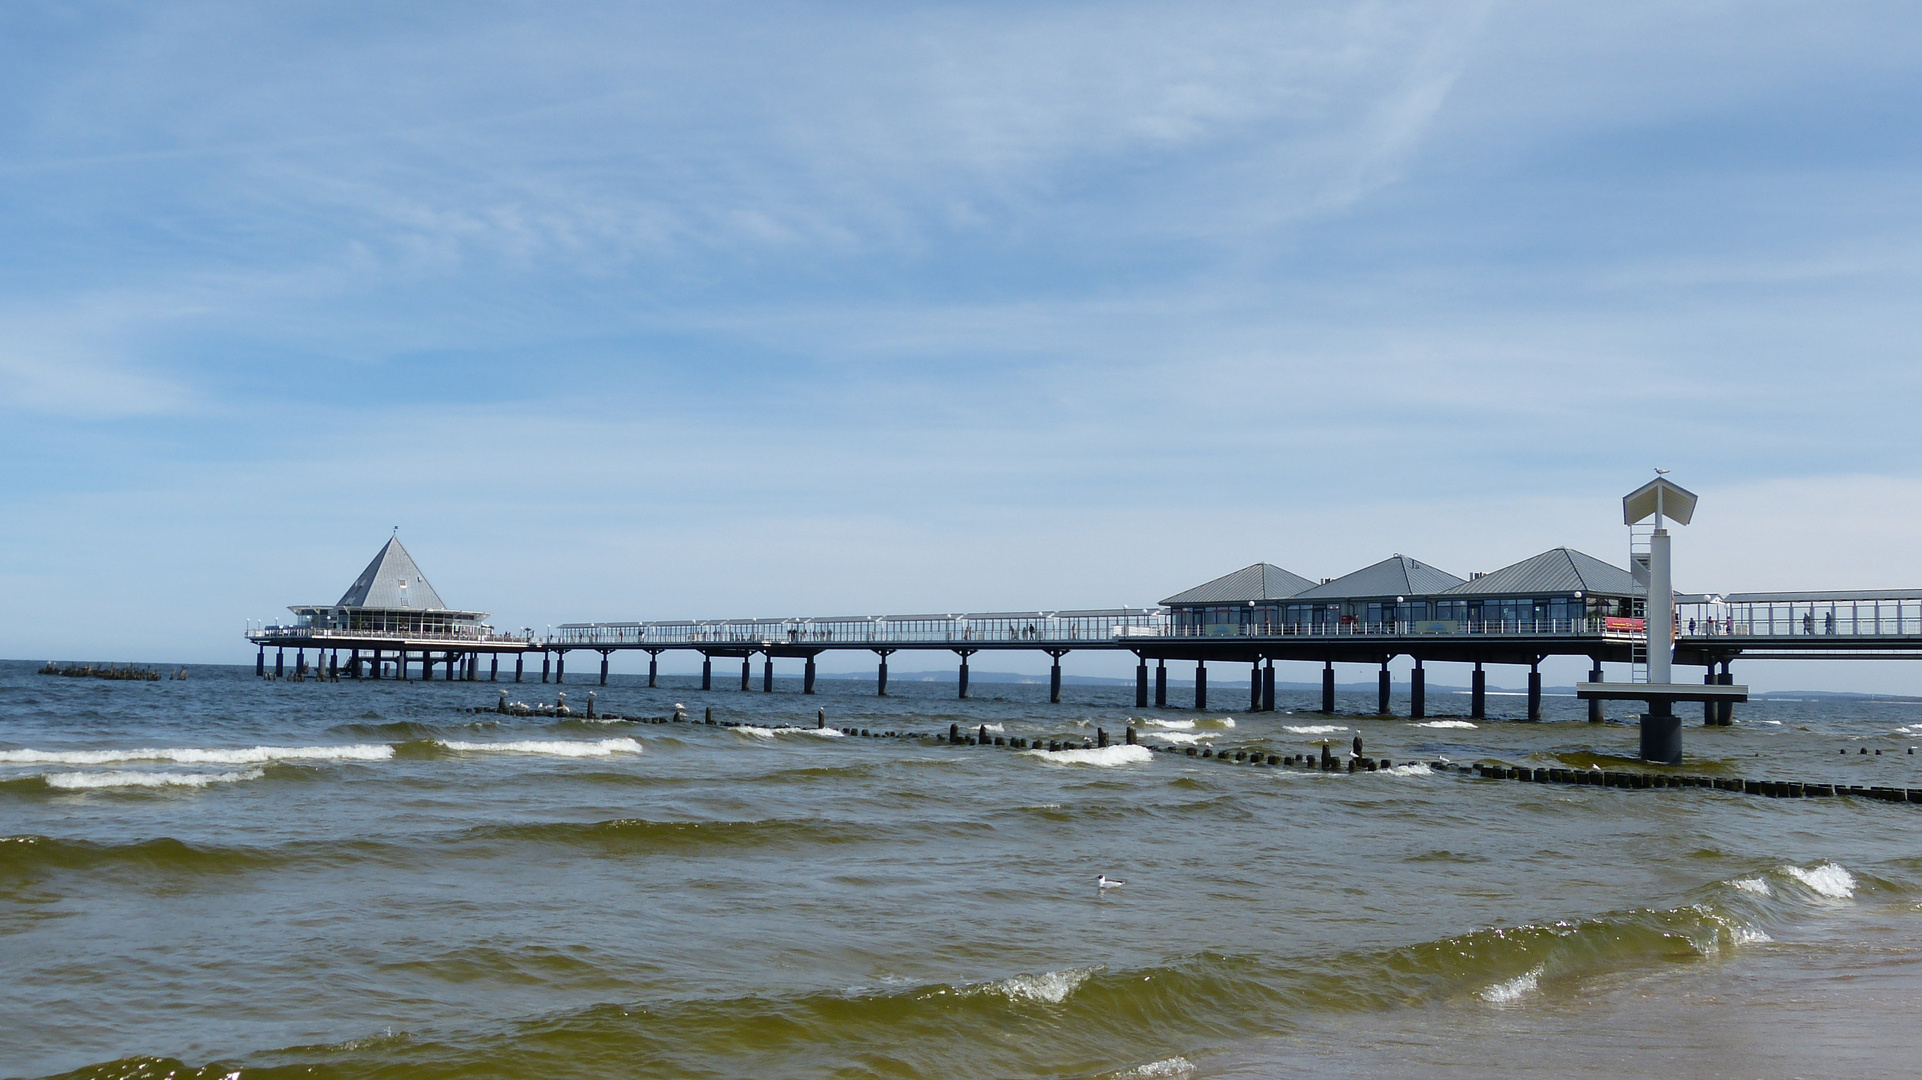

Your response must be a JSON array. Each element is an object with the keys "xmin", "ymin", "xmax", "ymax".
[
  {"xmin": 467, "ymin": 692, "xmax": 1900, "ymax": 806},
  {"xmin": 259, "ymin": 641, "xmax": 1740, "ymax": 727}
]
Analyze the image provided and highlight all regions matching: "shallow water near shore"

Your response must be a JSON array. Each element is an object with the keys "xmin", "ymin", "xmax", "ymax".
[{"xmin": 5, "ymin": 659, "xmax": 1922, "ymax": 1078}]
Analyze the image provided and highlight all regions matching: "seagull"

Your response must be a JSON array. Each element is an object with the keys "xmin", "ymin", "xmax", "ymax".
[
  {"xmin": 1654, "ymin": 467, "xmax": 1671, "ymax": 475},
  {"xmin": 1096, "ymin": 875, "xmax": 1126, "ymax": 890}
]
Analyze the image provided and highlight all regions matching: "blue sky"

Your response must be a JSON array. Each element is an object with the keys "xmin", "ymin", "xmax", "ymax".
[{"xmin": 2, "ymin": 2, "xmax": 1919, "ymax": 691}]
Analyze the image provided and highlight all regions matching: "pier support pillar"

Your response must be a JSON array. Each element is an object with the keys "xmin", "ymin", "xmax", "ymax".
[
  {"xmin": 1471, "ymin": 664, "xmax": 1486, "ymax": 719},
  {"xmin": 489, "ymin": 654, "xmax": 497, "ymax": 682},
  {"xmin": 1640, "ymin": 701, "xmax": 1682, "ymax": 764},
  {"xmin": 1249, "ymin": 662, "xmax": 1261, "ymax": 713},
  {"xmin": 1527, "ymin": 664, "xmax": 1542, "ymax": 721},
  {"xmin": 330, "ymin": 652, "xmax": 339, "ymax": 679},
  {"xmin": 371, "ymin": 649, "xmax": 382, "ymax": 680},
  {"xmin": 1154, "ymin": 661, "xmax": 1167, "ymax": 707},
  {"xmin": 350, "ymin": 649, "xmax": 361, "ymax": 679},
  {"xmin": 740, "ymin": 658, "xmax": 751, "ymax": 691},
  {"xmin": 1194, "ymin": 662, "xmax": 1207, "ymax": 711},
  {"xmin": 763, "ymin": 656, "xmax": 773, "ymax": 692},
  {"xmin": 1704, "ymin": 669, "xmax": 1718, "ymax": 726},
  {"xmin": 1718, "ymin": 665, "xmax": 1735, "ymax": 725},
  {"xmin": 256, "ymin": 646, "xmax": 265, "ymax": 677},
  {"xmin": 958, "ymin": 653, "xmax": 971, "ymax": 699},
  {"xmin": 1377, "ymin": 662, "xmax": 1392, "ymax": 716},
  {"xmin": 541, "ymin": 652, "xmax": 550, "ymax": 683},
  {"xmin": 1320, "ymin": 661, "xmax": 1335, "ymax": 714},
  {"xmin": 275, "ymin": 648, "xmax": 284, "ymax": 678},
  {"xmin": 515, "ymin": 653, "xmax": 523, "ymax": 683},
  {"xmin": 804, "ymin": 656, "xmax": 816, "ymax": 694},
  {"xmin": 1048, "ymin": 650, "xmax": 1066, "ymax": 703},
  {"xmin": 1135, "ymin": 659, "xmax": 1148, "ymax": 708},
  {"xmin": 1410, "ymin": 661, "xmax": 1425, "ymax": 718},
  {"xmin": 1262, "ymin": 660, "xmax": 1275, "ymax": 712},
  {"xmin": 877, "ymin": 652, "xmax": 890, "ymax": 696},
  {"xmin": 446, "ymin": 653, "xmax": 456, "ymax": 681},
  {"xmin": 600, "ymin": 652, "xmax": 610, "ymax": 686},
  {"xmin": 1588, "ymin": 663, "xmax": 1604, "ymax": 722},
  {"xmin": 701, "ymin": 656, "xmax": 712, "ymax": 691},
  {"xmin": 556, "ymin": 653, "xmax": 566, "ymax": 684},
  {"xmin": 647, "ymin": 651, "xmax": 659, "ymax": 688}
]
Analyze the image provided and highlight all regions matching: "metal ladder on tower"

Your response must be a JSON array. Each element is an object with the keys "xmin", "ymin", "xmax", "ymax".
[{"xmin": 1628, "ymin": 522, "xmax": 1653, "ymax": 683}]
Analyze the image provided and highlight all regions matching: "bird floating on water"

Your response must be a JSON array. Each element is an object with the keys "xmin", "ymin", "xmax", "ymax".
[{"xmin": 1096, "ymin": 875, "xmax": 1126, "ymax": 890}]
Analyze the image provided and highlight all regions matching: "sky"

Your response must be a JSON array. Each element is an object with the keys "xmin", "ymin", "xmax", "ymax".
[{"xmin": 2, "ymin": 1, "xmax": 1919, "ymax": 692}]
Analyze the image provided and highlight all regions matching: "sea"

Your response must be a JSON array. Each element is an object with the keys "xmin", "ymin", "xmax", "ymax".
[{"xmin": 4, "ymin": 657, "xmax": 1922, "ymax": 1079}]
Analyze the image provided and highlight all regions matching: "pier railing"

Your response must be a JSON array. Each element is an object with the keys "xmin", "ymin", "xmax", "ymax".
[
  {"xmin": 549, "ymin": 609, "xmax": 1167, "ymax": 648},
  {"xmin": 1678, "ymin": 593, "xmax": 1922, "ymax": 639},
  {"xmin": 247, "ymin": 625, "xmax": 533, "ymax": 645}
]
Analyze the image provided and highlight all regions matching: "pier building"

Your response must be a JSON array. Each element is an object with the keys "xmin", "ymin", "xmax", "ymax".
[
  {"xmin": 1161, "ymin": 563, "xmax": 1314, "ymax": 636},
  {"xmin": 248, "ymin": 535, "xmax": 531, "ymax": 681}
]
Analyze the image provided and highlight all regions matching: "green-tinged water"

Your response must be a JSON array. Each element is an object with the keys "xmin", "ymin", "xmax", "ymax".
[{"xmin": 5, "ymin": 661, "xmax": 1922, "ymax": 1078}]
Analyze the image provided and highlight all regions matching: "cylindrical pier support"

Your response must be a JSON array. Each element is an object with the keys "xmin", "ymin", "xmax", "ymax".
[
  {"xmin": 1135, "ymin": 660, "xmax": 1148, "ymax": 708},
  {"xmin": 600, "ymin": 652, "xmax": 610, "ymax": 686},
  {"xmin": 1527, "ymin": 664, "xmax": 1542, "ymax": 721},
  {"xmin": 1588, "ymin": 663, "xmax": 1604, "ymax": 722},
  {"xmin": 803, "ymin": 656, "xmax": 816, "ymax": 694},
  {"xmin": 514, "ymin": 653, "xmax": 522, "ymax": 683},
  {"xmin": 1049, "ymin": 654, "xmax": 1063, "ymax": 704},
  {"xmin": 762, "ymin": 657, "xmax": 773, "ymax": 692},
  {"xmin": 701, "ymin": 656, "xmax": 712, "ymax": 691},
  {"xmin": 1262, "ymin": 660, "xmax": 1275, "ymax": 712},
  {"xmin": 372, "ymin": 648, "xmax": 383, "ymax": 680},
  {"xmin": 1641, "ymin": 701, "xmax": 1682, "ymax": 764},
  {"xmin": 958, "ymin": 654, "xmax": 971, "ymax": 699},
  {"xmin": 490, "ymin": 654, "xmax": 498, "ymax": 682},
  {"xmin": 1718, "ymin": 665, "xmax": 1735, "ymax": 725},
  {"xmin": 1410, "ymin": 661, "xmax": 1425, "ymax": 718},
  {"xmin": 647, "ymin": 651, "xmax": 659, "ymax": 688},
  {"xmin": 1704, "ymin": 669, "xmax": 1718, "ymax": 726},
  {"xmin": 1154, "ymin": 661, "xmax": 1167, "ymax": 708},
  {"xmin": 1471, "ymin": 663, "xmax": 1486, "ymax": 719},
  {"xmin": 1194, "ymin": 662, "xmax": 1207, "ymax": 711},
  {"xmin": 877, "ymin": 653, "xmax": 890, "ymax": 696},
  {"xmin": 275, "ymin": 648, "xmax": 284, "ymax": 678},
  {"xmin": 1249, "ymin": 662, "xmax": 1261, "ymax": 713},
  {"xmin": 1320, "ymin": 661, "xmax": 1335, "ymax": 714},
  {"xmin": 256, "ymin": 646, "xmax": 265, "ymax": 677},
  {"xmin": 1377, "ymin": 662, "xmax": 1391, "ymax": 716},
  {"xmin": 740, "ymin": 657, "xmax": 751, "ymax": 692},
  {"xmin": 541, "ymin": 652, "xmax": 550, "ymax": 683},
  {"xmin": 555, "ymin": 653, "xmax": 566, "ymax": 683}
]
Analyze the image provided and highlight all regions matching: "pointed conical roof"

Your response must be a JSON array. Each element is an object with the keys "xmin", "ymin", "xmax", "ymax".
[
  {"xmin": 335, "ymin": 536, "xmax": 449, "ymax": 610},
  {"xmin": 1441, "ymin": 547, "xmax": 1636, "ymax": 597},
  {"xmin": 1290, "ymin": 555, "xmax": 1465, "ymax": 601},
  {"xmin": 1160, "ymin": 562, "xmax": 1316, "ymax": 606}
]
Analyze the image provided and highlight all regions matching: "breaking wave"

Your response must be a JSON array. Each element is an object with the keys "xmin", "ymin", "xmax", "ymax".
[
  {"xmin": 0, "ymin": 743, "xmax": 393, "ymax": 766},
  {"xmin": 436, "ymin": 738, "xmax": 642, "ymax": 757},
  {"xmin": 731, "ymin": 726, "xmax": 844, "ymax": 739},
  {"xmin": 1023, "ymin": 745, "xmax": 1154, "ymax": 767},
  {"xmin": 1414, "ymin": 720, "xmax": 1478, "ymax": 729},
  {"xmin": 1284, "ymin": 725, "xmax": 1348, "ymax": 735}
]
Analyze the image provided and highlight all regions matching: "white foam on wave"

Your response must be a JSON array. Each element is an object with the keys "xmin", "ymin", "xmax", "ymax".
[
  {"xmin": 732, "ymin": 726, "xmax": 842, "ymax": 739},
  {"xmin": 1284, "ymin": 724, "xmax": 1347, "ymax": 735},
  {"xmin": 1145, "ymin": 719, "xmax": 1194, "ymax": 730},
  {"xmin": 42, "ymin": 768, "xmax": 265, "ymax": 790},
  {"xmin": 1478, "ymin": 965, "xmax": 1542, "ymax": 1005},
  {"xmin": 971, "ymin": 967, "xmax": 1097, "ymax": 1004},
  {"xmin": 1785, "ymin": 862, "xmax": 1856, "ymax": 899},
  {"xmin": 1112, "ymin": 1057, "xmax": 1195, "ymax": 1079},
  {"xmin": 1731, "ymin": 877, "xmax": 1772, "ymax": 896},
  {"xmin": 1194, "ymin": 717, "xmax": 1237, "ymax": 729},
  {"xmin": 1414, "ymin": 720, "xmax": 1478, "ymax": 730},
  {"xmin": 981, "ymin": 722, "xmax": 1006, "ymax": 733},
  {"xmin": 0, "ymin": 744, "xmax": 394, "ymax": 766},
  {"xmin": 437, "ymin": 738, "xmax": 642, "ymax": 757},
  {"xmin": 1142, "ymin": 731, "xmax": 1216, "ymax": 745},
  {"xmin": 1024, "ymin": 744, "xmax": 1153, "ymax": 767},
  {"xmin": 1731, "ymin": 926, "xmax": 1773, "ymax": 945},
  {"xmin": 1386, "ymin": 762, "xmax": 1432, "ymax": 777}
]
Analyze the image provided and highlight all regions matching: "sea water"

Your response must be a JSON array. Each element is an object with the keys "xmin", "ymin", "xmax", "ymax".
[{"xmin": 4, "ymin": 659, "xmax": 1922, "ymax": 1078}]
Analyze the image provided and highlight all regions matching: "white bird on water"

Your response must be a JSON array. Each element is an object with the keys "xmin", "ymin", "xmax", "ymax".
[{"xmin": 1096, "ymin": 875, "xmax": 1126, "ymax": 890}]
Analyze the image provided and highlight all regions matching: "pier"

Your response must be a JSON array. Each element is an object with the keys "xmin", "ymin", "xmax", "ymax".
[{"xmin": 246, "ymin": 481, "xmax": 1922, "ymax": 763}]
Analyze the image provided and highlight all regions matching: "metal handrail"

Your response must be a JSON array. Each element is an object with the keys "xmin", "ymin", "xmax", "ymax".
[{"xmin": 248, "ymin": 626, "xmax": 532, "ymax": 644}]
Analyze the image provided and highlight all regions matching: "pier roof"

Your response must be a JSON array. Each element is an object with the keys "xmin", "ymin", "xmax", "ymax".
[
  {"xmin": 1290, "ymin": 555, "xmax": 1464, "ymax": 601},
  {"xmin": 1160, "ymin": 563, "xmax": 1316, "ymax": 606},
  {"xmin": 336, "ymin": 536, "xmax": 450, "ymax": 610},
  {"xmin": 1442, "ymin": 548, "xmax": 1637, "ymax": 598}
]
